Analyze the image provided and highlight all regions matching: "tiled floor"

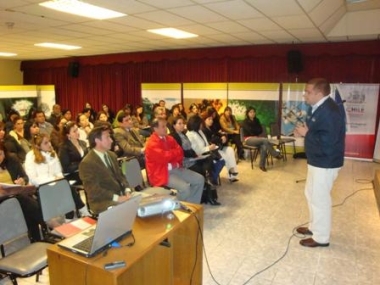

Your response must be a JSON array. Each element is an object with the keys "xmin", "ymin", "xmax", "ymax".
[{"xmin": 3, "ymin": 156, "xmax": 380, "ymax": 285}]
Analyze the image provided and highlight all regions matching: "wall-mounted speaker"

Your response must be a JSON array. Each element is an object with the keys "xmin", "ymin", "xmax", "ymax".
[
  {"xmin": 287, "ymin": 50, "xmax": 303, "ymax": 73},
  {"xmin": 68, "ymin": 62, "xmax": 80, "ymax": 78}
]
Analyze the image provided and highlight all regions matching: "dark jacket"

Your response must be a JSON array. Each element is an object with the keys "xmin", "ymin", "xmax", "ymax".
[
  {"xmin": 58, "ymin": 139, "xmax": 88, "ymax": 183},
  {"xmin": 305, "ymin": 97, "xmax": 345, "ymax": 168},
  {"xmin": 3, "ymin": 135, "xmax": 26, "ymax": 163},
  {"xmin": 2, "ymin": 153, "xmax": 29, "ymax": 184},
  {"xmin": 242, "ymin": 117, "xmax": 263, "ymax": 137},
  {"xmin": 170, "ymin": 132, "xmax": 197, "ymax": 158},
  {"xmin": 79, "ymin": 150, "xmax": 129, "ymax": 214}
]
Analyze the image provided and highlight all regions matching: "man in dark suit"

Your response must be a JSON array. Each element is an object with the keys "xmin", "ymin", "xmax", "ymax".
[
  {"xmin": 295, "ymin": 78, "xmax": 345, "ymax": 248},
  {"xmin": 79, "ymin": 125, "xmax": 131, "ymax": 214},
  {"xmin": 113, "ymin": 111, "xmax": 145, "ymax": 167}
]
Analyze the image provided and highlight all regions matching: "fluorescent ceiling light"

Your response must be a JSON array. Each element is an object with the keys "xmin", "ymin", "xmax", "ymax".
[
  {"xmin": 34, "ymin": 43, "xmax": 82, "ymax": 50},
  {"xmin": 147, "ymin": 28, "xmax": 198, "ymax": 39},
  {"xmin": 39, "ymin": 0, "xmax": 126, "ymax": 20},
  {"xmin": 346, "ymin": 0, "xmax": 369, "ymax": 3},
  {"xmin": 0, "ymin": 52, "xmax": 17, "ymax": 57}
]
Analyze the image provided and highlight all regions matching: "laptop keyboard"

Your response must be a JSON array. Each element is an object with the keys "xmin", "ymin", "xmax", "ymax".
[{"xmin": 73, "ymin": 236, "xmax": 94, "ymax": 252}]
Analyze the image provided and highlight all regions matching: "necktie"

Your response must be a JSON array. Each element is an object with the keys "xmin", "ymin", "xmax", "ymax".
[{"xmin": 104, "ymin": 153, "xmax": 113, "ymax": 172}]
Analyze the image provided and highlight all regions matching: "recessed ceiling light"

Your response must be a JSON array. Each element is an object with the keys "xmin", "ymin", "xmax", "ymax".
[
  {"xmin": 147, "ymin": 28, "xmax": 198, "ymax": 39},
  {"xmin": 34, "ymin": 43, "xmax": 82, "ymax": 50},
  {"xmin": 39, "ymin": 0, "xmax": 126, "ymax": 20},
  {"xmin": 0, "ymin": 52, "xmax": 17, "ymax": 57}
]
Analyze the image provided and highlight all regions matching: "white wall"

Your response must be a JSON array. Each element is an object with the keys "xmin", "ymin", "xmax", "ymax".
[{"xmin": 0, "ymin": 59, "xmax": 23, "ymax": 85}]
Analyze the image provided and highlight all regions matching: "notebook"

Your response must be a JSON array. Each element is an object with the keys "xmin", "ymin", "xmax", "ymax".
[{"xmin": 58, "ymin": 195, "xmax": 142, "ymax": 257}]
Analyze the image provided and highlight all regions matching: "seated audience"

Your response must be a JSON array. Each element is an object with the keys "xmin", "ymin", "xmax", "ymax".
[
  {"xmin": 62, "ymin": 109, "xmax": 72, "ymax": 122},
  {"xmin": 79, "ymin": 124, "xmax": 130, "ymax": 214},
  {"xmin": 219, "ymin": 106, "xmax": 244, "ymax": 159},
  {"xmin": 9, "ymin": 115, "xmax": 31, "ymax": 154},
  {"xmin": 158, "ymin": 100, "xmax": 171, "ymax": 118},
  {"xmin": 50, "ymin": 116, "xmax": 67, "ymax": 152},
  {"xmin": 167, "ymin": 104, "xmax": 180, "ymax": 126},
  {"xmin": 153, "ymin": 106, "xmax": 172, "ymax": 133},
  {"xmin": 96, "ymin": 111, "xmax": 109, "ymax": 122},
  {"xmin": 5, "ymin": 109, "xmax": 20, "ymax": 133},
  {"xmin": 84, "ymin": 102, "xmax": 97, "ymax": 123},
  {"xmin": 48, "ymin": 104, "xmax": 61, "ymax": 126},
  {"xmin": 58, "ymin": 121, "xmax": 88, "ymax": 184},
  {"xmin": 101, "ymin": 104, "xmax": 115, "ymax": 123},
  {"xmin": 25, "ymin": 133, "xmax": 86, "ymax": 214},
  {"xmin": 242, "ymin": 107, "xmax": 283, "ymax": 172},
  {"xmin": 0, "ymin": 121, "xmax": 26, "ymax": 163},
  {"xmin": 131, "ymin": 104, "xmax": 150, "ymax": 137},
  {"xmin": 0, "ymin": 142, "xmax": 43, "ymax": 241},
  {"xmin": 34, "ymin": 110, "xmax": 54, "ymax": 136},
  {"xmin": 113, "ymin": 111, "xmax": 145, "ymax": 167},
  {"xmin": 187, "ymin": 103, "xmax": 199, "ymax": 119},
  {"xmin": 79, "ymin": 125, "xmax": 168, "ymax": 215},
  {"xmin": 145, "ymin": 118, "xmax": 204, "ymax": 204},
  {"xmin": 171, "ymin": 116, "xmax": 221, "ymax": 205},
  {"xmin": 202, "ymin": 110, "xmax": 239, "ymax": 182},
  {"xmin": 24, "ymin": 121, "xmax": 40, "ymax": 145},
  {"xmin": 77, "ymin": 113, "xmax": 93, "ymax": 146}
]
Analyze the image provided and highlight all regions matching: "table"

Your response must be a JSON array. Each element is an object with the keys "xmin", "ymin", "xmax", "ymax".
[{"xmin": 47, "ymin": 203, "xmax": 203, "ymax": 285}]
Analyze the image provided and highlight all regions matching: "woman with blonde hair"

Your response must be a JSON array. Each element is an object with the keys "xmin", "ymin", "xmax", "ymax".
[
  {"xmin": 24, "ymin": 133, "xmax": 63, "ymax": 186},
  {"xmin": 25, "ymin": 133, "xmax": 87, "ymax": 215}
]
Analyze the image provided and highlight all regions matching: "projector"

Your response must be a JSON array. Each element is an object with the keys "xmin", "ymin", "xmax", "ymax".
[{"xmin": 137, "ymin": 195, "xmax": 181, "ymax": 218}]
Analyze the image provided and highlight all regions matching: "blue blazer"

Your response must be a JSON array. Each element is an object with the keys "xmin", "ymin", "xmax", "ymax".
[{"xmin": 305, "ymin": 97, "xmax": 345, "ymax": 168}]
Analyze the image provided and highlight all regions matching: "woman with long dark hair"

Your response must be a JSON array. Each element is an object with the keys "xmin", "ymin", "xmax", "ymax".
[
  {"xmin": 242, "ymin": 107, "xmax": 283, "ymax": 172},
  {"xmin": 201, "ymin": 110, "xmax": 239, "ymax": 182},
  {"xmin": 219, "ymin": 106, "xmax": 244, "ymax": 159},
  {"xmin": 58, "ymin": 121, "xmax": 88, "ymax": 184},
  {"xmin": 170, "ymin": 116, "xmax": 221, "ymax": 205}
]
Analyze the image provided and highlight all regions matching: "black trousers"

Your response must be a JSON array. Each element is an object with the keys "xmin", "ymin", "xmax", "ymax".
[{"xmin": 15, "ymin": 194, "xmax": 44, "ymax": 242}]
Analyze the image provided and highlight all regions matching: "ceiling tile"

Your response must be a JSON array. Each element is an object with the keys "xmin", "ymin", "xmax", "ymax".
[
  {"xmin": 168, "ymin": 5, "xmax": 228, "ymax": 23},
  {"xmin": 245, "ymin": 0, "xmax": 304, "ymax": 16},
  {"xmin": 204, "ymin": 0, "xmax": 262, "ymax": 20}
]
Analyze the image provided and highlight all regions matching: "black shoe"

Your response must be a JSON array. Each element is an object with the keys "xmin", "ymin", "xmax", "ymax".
[
  {"xmin": 276, "ymin": 154, "xmax": 284, "ymax": 160},
  {"xmin": 259, "ymin": 166, "xmax": 267, "ymax": 172},
  {"xmin": 206, "ymin": 198, "xmax": 221, "ymax": 206}
]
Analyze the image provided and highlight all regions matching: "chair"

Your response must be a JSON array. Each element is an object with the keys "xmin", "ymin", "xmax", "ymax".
[
  {"xmin": 0, "ymin": 197, "xmax": 50, "ymax": 285},
  {"xmin": 37, "ymin": 178, "xmax": 77, "ymax": 243},
  {"xmin": 122, "ymin": 157, "xmax": 173, "ymax": 195},
  {"xmin": 241, "ymin": 125, "xmax": 273, "ymax": 169},
  {"xmin": 269, "ymin": 122, "xmax": 296, "ymax": 161},
  {"xmin": 240, "ymin": 127, "xmax": 259, "ymax": 169}
]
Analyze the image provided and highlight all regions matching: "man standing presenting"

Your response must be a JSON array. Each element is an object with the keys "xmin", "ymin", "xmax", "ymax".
[
  {"xmin": 295, "ymin": 78, "xmax": 345, "ymax": 247},
  {"xmin": 145, "ymin": 118, "xmax": 204, "ymax": 204}
]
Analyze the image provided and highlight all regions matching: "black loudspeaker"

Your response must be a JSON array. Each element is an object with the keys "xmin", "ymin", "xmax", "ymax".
[
  {"xmin": 68, "ymin": 62, "xmax": 80, "ymax": 78},
  {"xmin": 287, "ymin": 50, "xmax": 303, "ymax": 73}
]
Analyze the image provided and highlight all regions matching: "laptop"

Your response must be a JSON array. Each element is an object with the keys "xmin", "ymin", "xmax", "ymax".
[{"xmin": 58, "ymin": 195, "xmax": 142, "ymax": 257}]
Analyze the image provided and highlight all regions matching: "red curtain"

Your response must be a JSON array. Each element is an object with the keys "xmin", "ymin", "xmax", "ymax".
[{"xmin": 21, "ymin": 40, "xmax": 380, "ymax": 117}]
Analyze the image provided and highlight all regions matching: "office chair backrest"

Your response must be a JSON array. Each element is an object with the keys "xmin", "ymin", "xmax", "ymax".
[
  {"xmin": 0, "ymin": 198, "xmax": 29, "ymax": 253},
  {"xmin": 270, "ymin": 122, "xmax": 281, "ymax": 138},
  {"xmin": 38, "ymin": 178, "xmax": 76, "ymax": 222},
  {"xmin": 123, "ymin": 157, "xmax": 144, "ymax": 189}
]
